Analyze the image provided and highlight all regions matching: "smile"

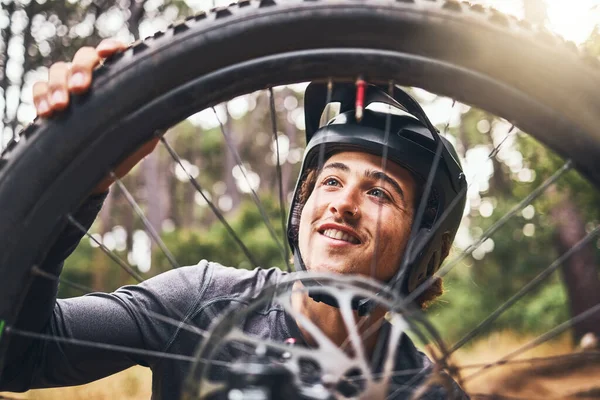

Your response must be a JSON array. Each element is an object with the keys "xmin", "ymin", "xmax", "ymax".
[{"xmin": 319, "ymin": 228, "xmax": 360, "ymax": 244}]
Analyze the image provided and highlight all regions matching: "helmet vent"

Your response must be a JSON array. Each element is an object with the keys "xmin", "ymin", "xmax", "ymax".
[
  {"xmin": 366, "ymin": 102, "xmax": 413, "ymax": 117},
  {"xmin": 319, "ymin": 102, "xmax": 341, "ymax": 127}
]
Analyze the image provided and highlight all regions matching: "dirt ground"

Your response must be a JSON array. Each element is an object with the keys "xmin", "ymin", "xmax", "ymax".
[{"xmin": 453, "ymin": 332, "xmax": 600, "ymax": 399}]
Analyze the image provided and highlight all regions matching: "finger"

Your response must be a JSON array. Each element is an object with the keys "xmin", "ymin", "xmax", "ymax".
[
  {"xmin": 68, "ymin": 46, "xmax": 100, "ymax": 93},
  {"xmin": 95, "ymin": 38, "xmax": 128, "ymax": 58},
  {"xmin": 47, "ymin": 62, "xmax": 71, "ymax": 111},
  {"xmin": 32, "ymin": 81, "xmax": 51, "ymax": 117}
]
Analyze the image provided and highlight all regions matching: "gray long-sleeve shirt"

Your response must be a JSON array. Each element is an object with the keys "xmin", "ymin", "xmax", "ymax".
[{"xmin": 0, "ymin": 194, "xmax": 467, "ymax": 399}]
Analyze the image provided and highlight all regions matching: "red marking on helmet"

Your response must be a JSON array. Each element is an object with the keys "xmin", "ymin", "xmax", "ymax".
[{"xmin": 356, "ymin": 78, "xmax": 366, "ymax": 121}]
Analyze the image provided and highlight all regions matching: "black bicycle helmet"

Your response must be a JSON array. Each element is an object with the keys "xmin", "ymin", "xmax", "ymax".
[{"xmin": 287, "ymin": 82, "xmax": 467, "ymax": 298}]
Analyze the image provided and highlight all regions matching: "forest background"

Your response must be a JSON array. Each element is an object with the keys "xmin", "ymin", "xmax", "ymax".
[{"xmin": 1, "ymin": 0, "xmax": 600, "ymax": 398}]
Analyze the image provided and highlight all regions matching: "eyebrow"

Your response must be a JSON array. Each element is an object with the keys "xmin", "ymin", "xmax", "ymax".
[{"xmin": 322, "ymin": 162, "xmax": 406, "ymax": 203}]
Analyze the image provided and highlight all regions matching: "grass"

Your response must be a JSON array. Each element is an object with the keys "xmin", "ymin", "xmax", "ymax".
[{"xmin": 1, "ymin": 367, "xmax": 152, "ymax": 400}]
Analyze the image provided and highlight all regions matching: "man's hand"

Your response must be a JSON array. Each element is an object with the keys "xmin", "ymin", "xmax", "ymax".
[{"xmin": 33, "ymin": 38, "xmax": 160, "ymax": 195}]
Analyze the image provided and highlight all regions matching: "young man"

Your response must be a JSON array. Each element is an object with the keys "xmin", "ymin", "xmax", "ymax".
[{"xmin": 0, "ymin": 40, "xmax": 468, "ymax": 399}]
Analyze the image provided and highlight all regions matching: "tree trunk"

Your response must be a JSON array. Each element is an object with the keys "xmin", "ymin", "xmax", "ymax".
[
  {"xmin": 223, "ymin": 109, "xmax": 241, "ymax": 213},
  {"xmin": 127, "ymin": 0, "xmax": 147, "ymax": 39},
  {"xmin": 1, "ymin": 0, "xmax": 16, "ymax": 146},
  {"xmin": 9, "ymin": 0, "xmax": 36, "ymax": 136},
  {"xmin": 159, "ymin": 149, "xmax": 172, "ymax": 227},
  {"xmin": 549, "ymin": 188, "xmax": 600, "ymax": 342}
]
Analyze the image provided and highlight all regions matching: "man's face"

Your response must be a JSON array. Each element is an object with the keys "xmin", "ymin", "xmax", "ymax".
[{"xmin": 298, "ymin": 151, "xmax": 416, "ymax": 282}]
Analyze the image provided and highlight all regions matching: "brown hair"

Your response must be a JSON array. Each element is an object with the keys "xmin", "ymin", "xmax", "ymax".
[{"xmin": 291, "ymin": 167, "xmax": 449, "ymax": 309}]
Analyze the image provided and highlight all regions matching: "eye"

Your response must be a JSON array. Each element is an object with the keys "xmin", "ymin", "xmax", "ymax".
[
  {"xmin": 368, "ymin": 188, "xmax": 390, "ymax": 200},
  {"xmin": 323, "ymin": 177, "xmax": 340, "ymax": 187}
]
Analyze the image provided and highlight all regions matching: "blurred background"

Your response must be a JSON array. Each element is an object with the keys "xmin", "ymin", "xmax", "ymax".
[{"xmin": 1, "ymin": 0, "xmax": 600, "ymax": 398}]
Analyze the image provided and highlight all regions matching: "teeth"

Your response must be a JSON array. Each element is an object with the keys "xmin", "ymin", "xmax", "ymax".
[{"xmin": 322, "ymin": 229, "xmax": 359, "ymax": 244}]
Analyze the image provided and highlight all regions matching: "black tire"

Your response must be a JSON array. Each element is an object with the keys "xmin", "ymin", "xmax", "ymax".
[{"xmin": 1, "ymin": 0, "xmax": 599, "ymax": 381}]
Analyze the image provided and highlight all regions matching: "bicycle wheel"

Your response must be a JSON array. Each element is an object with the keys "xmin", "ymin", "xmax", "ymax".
[{"xmin": 0, "ymin": 0, "xmax": 599, "ymax": 399}]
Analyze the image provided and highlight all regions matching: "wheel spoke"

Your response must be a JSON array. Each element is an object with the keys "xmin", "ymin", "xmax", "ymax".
[
  {"xmin": 456, "ymin": 350, "xmax": 600, "ymax": 371},
  {"xmin": 298, "ymin": 78, "xmax": 333, "ymax": 272},
  {"xmin": 31, "ymin": 265, "xmax": 95, "ymax": 295},
  {"xmin": 304, "ymin": 79, "xmax": 334, "ymax": 272},
  {"xmin": 5, "ymin": 327, "xmax": 230, "ymax": 365},
  {"xmin": 443, "ymin": 100, "xmax": 456, "ymax": 134},
  {"xmin": 347, "ymin": 366, "xmax": 429, "ymax": 382},
  {"xmin": 370, "ymin": 81, "xmax": 395, "ymax": 279},
  {"xmin": 385, "ymin": 364, "xmax": 434, "ymax": 400},
  {"xmin": 111, "ymin": 173, "xmax": 181, "ymax": 270},
  {"xmin": 339, "ymin": 314, "xmax": 379, "ymax": 353},
  {"xmin": 212, "ymin": 105, "xmax": 290, "ymax": 270},
  {"xmin": 396, "ymin": 136, "xmax": 445, "ymax": 282},
  {"xmin": 403, "ymin": 185, "xmax": 468, "ymax": 274},
  {"xmin": 358, "ymin": 350, "xmax": 600, "ymax": 382},
  {"xmin": 268, "ymin": 87, "xmax": 292, "ymax": 272},
  {"xmin": 66, "ymin": 214, "xmax": 144, "ymax": 282},
  {"xmin": 487, "ymin": 124, "xmax": 515, "ymax": 159},
  {"xmin": 159, "ymin": 134, "xmax": 260, "ymax": 268}
]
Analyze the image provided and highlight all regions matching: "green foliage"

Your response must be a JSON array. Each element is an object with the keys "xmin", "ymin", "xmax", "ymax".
[
  {"xmin": 59, "ymin": 240, "xmax": 95, "ymax": 298},
  {"xmin": 428, "ymin": 269, "xmax": 569, "ymax": 344},
  {"xmin": 60, "ymin": 239, "xmax": 138, "ymax": 298},
  {"xmin": 153, "ymin": 195, "xmax": 288, "ymax": 271},
  {"xmin": 519, "ymin": 280, "xmax": 569, "ymax": 333}
]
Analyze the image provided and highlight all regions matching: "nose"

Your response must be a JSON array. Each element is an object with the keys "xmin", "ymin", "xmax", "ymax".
[{"xmin": 329, "ymin": 187, "xmax": 360, "ymax": 219}]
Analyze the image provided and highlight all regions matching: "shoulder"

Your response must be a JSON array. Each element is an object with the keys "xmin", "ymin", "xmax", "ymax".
[
  {"xmin": 136, "ymin": 260, "xmax": 288, "ymax": 306},
  {"xmin": 137, "ymin": 259, "xmax": 212, "ymax": 298},
  {"xmin": 111, "ymin": 260, "xmax": 214, "ymax": 314},
  {"xmin": 205, "ymin": 262, "xmax": 288, "ymax": 300}
]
